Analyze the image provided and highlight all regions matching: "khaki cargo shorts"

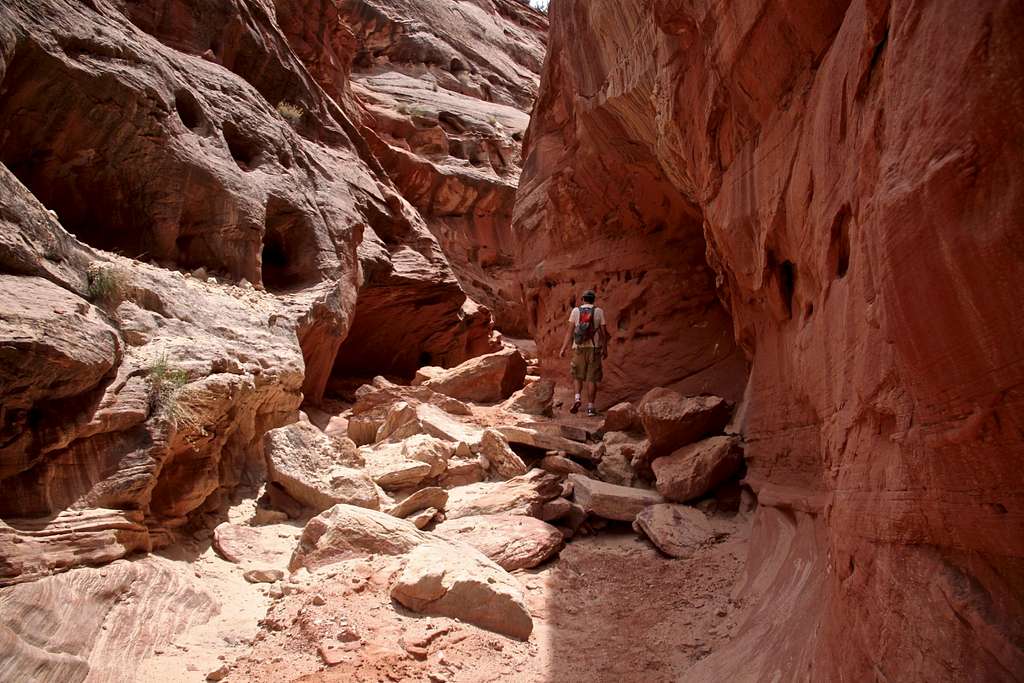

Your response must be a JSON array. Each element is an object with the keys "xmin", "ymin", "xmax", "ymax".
[{"xmin": 571, "ymin": 347, "xmax": 603, "ymax": 383}]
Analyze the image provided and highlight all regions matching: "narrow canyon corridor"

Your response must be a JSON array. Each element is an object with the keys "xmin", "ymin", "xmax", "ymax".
[{"xmin": 1, "ymin": 0, "xmax": 1022, "ymax": 682}]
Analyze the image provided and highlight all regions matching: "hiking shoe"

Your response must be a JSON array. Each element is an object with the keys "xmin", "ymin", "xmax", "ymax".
[
  {"xmin": 570, "ymin": 399, "xmax": 581, "ymax": 414},
  {"xmin": 587, "ymin": 406, "xmax": 598, "ymax": 417}
]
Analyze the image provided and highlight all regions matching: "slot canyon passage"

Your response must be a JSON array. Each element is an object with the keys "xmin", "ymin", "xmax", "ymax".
[{"xmin": 0, "ymin": 0, "xmax": 1022, "ymax": 680}]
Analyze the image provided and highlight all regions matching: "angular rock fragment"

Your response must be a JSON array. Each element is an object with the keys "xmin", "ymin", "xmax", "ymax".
[
  {"xmin": 635, "ymin": 389, "xmax": 732, "ymax": 471},
  {"xmin": 652, "ymin": 436, "xmax": 743, "ymax": 503},
  {"xmin": 539, "ymin": 454, "xmax": 589, "ymax": 476},
  {"xmin": 633, "ymin": 504, "xmax": 715, "ymax": 558},
  {"xmin": 390, "ymin": 541, "xmax": 533, "ymax": 640},
  {"xmin": 289, "ymin": 504, "xmax": 429, "ymax": 572},
  {"xmin": 502, "ymin": 378, "xmax": 555, "ymax": 416},
  {"xmin": 568, "ymin": 474, "xmax": 664, "ymax": 522},
  {"xmin": 415, "ymin": 347, "xmax": 527, "ymax": 403},
  {"xmin": 401, "ymin": 434, "xmax": 452, "ymax": 477},
  {"xmin": 387, "ymin": 487, "xmax": 448, "ymax": 519},
  {"xmin": 439, "ymin": 457, "xmax": 486, "ymax": 488},
  {"xmin": 495, "ymin": 425, "xmax": 596, "ymax": 461},
  {"xmin": 264, "ymin": 422, "xmax": 379, "ymax": 512},
  {"xmin": 478, "ymin": 428, "xmax": 529, "ymax": 479},
  {"xmin": 444, "ymin": 469, "xmax": 563, "ymax": 519},
  {"xmin": 408, "ymin": 507, "xmax": 439, "ymax": 529},
  {"xmin": 434, "ymin": 514, "xmax": 563, "ymax": 570},
  {"xmin": 212, "ymin": 523, "xmax": 294, "ymax": 567},
  {"xmin": 601, "ymin": 402, "xmax": 641, "ymax": 433}
]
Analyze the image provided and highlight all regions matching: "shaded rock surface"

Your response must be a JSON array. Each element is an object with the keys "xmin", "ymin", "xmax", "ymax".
[
  {"xmin": 633, "ymin": 504, "xmax": 715, "ymax": 559},
  {"xmin": 652, "ymin": 435, "xmax": 743, "ymax": 503},
  {"xmin": 568, "ymin": 474, "xmax": 664, "ymax": 522},
  {"xmin": 521, "ymin": 1, "xmax": 1024, "ymax": 680}
]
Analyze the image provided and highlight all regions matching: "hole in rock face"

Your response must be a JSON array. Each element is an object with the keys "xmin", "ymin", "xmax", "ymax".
[
  {"xmin": 419, "ymin": 351, "xmax": 434, "ymax": 367},
  {"xmin": 261, "ymin": 197, "xmax": 320, "ymax": 293},
  {"xmin": 174, "ymin": 89, "xmax": 204, "ymax": 130},
  {"xmin": 222, "ymin": 121, "xmax": 261, "ymax": 170},
  {"xmin": 449, "ymin": 57, "xmax": 465, "ymax": 73},
  {"xmin": 828, "ymin": 206, "xmax": 852, "ymax": 279},
  {"xmin": 778, "ymin": 260, "xmax": 796, "ymax": 317}
]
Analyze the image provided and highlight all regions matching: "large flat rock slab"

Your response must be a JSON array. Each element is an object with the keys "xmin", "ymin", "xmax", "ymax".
[
  {"xmin": 568, "ymin": 474, "xmax": 664, "ymax": 522},
  {"xmin": 632, "ymin": 504, "xmax": 716, "ymax": 558},
  {"xmin": 434, "ymin": 514, "xmax": 563, "ymax": 570}
]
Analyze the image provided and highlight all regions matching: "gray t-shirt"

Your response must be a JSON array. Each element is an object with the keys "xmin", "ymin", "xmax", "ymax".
[{"xmin": 569, "ymin": 305, "xmax": 605, "ymax": 348}]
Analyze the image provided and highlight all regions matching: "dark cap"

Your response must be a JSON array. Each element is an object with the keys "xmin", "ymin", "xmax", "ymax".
[{"xmin": 582, "ymin": 289, "xmax": 596, "ymax": 302}]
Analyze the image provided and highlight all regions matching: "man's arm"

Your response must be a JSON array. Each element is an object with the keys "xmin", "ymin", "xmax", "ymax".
[
  {"xmin": 559, "ymin": 323, "xmax": 573, "ymax": 358},
  {"xmin": 599, "ymin": 323, "xmax": 610, "ymax": 358}
]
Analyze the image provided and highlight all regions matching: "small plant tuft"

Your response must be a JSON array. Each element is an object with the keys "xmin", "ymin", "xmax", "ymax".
[
  {"xmin": 276, "ymin": 101, "xmax": 304, "ymax": 126},
  {"xmin": 148, "ymin": 356, "xmax": 198, "ymax": 430},
  {"xmin": 86, "ymin": 263, "xmax": 125, "ymax": 304}
]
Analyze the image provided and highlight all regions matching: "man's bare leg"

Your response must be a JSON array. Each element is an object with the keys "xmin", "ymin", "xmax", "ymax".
[
  {"xmin": 586, "ymin": 381, "xmax": 598, "ymax": 414},
  {"xmin": 571, "ymin": 378, "xmax": 583, "ymax": 413}
]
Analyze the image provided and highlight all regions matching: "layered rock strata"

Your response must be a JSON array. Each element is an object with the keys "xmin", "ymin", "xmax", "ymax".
[{"xmin": 520, "ymin": 1, "xmax": 1024, "ymax": 680}]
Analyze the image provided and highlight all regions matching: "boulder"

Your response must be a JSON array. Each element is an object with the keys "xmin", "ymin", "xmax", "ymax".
[
  {"xmin": 637, "ymin": 389, "xmax": 732, "ymax": 463},
  {"xmin": 558, "ymin": 424, "xmax": 590, "ymax": 443},
  {"xmin": 415, "ymin": 347, "xmax": 527, "ymax": 403},
  {"xmin": 289, "ymin": 504, "xmax": 429, "ymax": 572},
  {"xmin": 401, "ymin": 434, "xmax": 452, "ymax": 477},
  {"xmin": 243, "ymin": 568, "xmax": 285, "ymax": 584},
  {"xmin": 408, "ymin": 508, "xmax": 439, "ymax": 529},
  {"xmin": 478, "ymin": 429, "xmax": 528, "ymax": 479},
  {"xmin": 375, "ymin": 401, "xmax": 420, "ymax": 442},
  {"xmin": 444, "ymin": 469, "xmax": 563, "ymax": 519},
  {"xmin": 264, "ymin": 423, "xmax": 379, "ymax": 512},
  {"xmin": 370, "ymin": 460, "xmax": 434, "ymax": 491},
  {"xmin": 434, "ymin": 514, "xmax": 564, "ymax": 571},
  {"xmin": 439, "ymin": 457, "xmax": 486, "ymax": 487},
  {"xmin": 540, "ymin": 497, "xmax": 573, "ymax": 521},
  {"xmin": 539, "ymin": 454, "xmax": 589, "ymax": 477},
  {"xmin": 601, "ymin": 402, "xmax": 640, "ymax": 433},
  {"xmin": 390, "ymin": 541, "xmax": 533, "ymax": 640},
  {"xmin": 212, "ymin": 523, "xmax": 296, "ymax": 567},
  {"xmin": 633, "ymin": 504, "xmax": 716, "ymax": 558},
  {"xmin": 652, "ymin": 436, "xmax": 743, "ymax": 503},
  {"xmin": 495, "ymin": 425, "xmax": 596, "ymax": 461},
  {"xmin": 568, "ymin": 474, "xmax": 664, "ymax": 522},
  {"xmin": 347, "ymin": 378, "xmax": 472, "ymax": 446},
  {"xmin": 502, "ymin": 378, "xmax": 555, "ymax": 416},
  {"xmin": 596, "ymin": 449, "xmax": 637, "ymax": 487},
  {"xmin": 387, "ymin": 487, "xmax": 448, "ymax": 519}
]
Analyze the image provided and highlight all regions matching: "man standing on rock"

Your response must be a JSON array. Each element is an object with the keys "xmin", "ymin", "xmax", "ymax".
[{"xmin": 559, "ymin": 289, "xmax": 609, "ymax": 416}]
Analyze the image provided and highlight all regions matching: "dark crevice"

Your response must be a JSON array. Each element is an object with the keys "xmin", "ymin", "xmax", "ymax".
[
  {"xmin": 222, "ymin": 121, "xmax": 262, "ymax": 170},
  {"xmin": 174, "ymin": 89, "xmax": 204, "ymax": 131},
  {"xmin": 261, "ymin": 197, "xmax": 320, "ymax": 293},
  {"xmin": 828, "ymin": 205, "xmax": 852, "ymax": 279}
]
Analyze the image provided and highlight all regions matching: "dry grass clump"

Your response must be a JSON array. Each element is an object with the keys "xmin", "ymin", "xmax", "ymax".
[
  {"xmin": 276, "ymin": 101, "xmax": 303, "ymax": 126},
  {"xmin": 148, "ymin": 356, "xmax": 200, "ymax": 431}
]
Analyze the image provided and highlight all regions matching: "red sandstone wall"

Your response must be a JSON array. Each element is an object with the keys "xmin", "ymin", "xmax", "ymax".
[{"xmin": 518, "ymin": 1, "xmax": 1024, "ymax": 679}]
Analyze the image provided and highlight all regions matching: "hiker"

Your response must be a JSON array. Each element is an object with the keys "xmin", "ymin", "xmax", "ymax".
[{"xmin": 559, "ymin": 289, "xmax": 609, "ymax": 416}]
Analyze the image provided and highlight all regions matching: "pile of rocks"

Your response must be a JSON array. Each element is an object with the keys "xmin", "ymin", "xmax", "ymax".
[
  {"xmin": 224, "ymin": 347, "xmax": 746, "ymax": 648},
  {"xmin": 558, "ymin": 387, "xmax": 748, "ymax": 558}
]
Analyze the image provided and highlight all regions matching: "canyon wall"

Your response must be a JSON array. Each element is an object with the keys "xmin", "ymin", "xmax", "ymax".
[
  {"xmin": 0, "ymin": 0, "xmax": 543, "ymax": 585},
  {"xmin": 519, "ymin": 1, "xmax": 1024, "ymax": 679}
]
